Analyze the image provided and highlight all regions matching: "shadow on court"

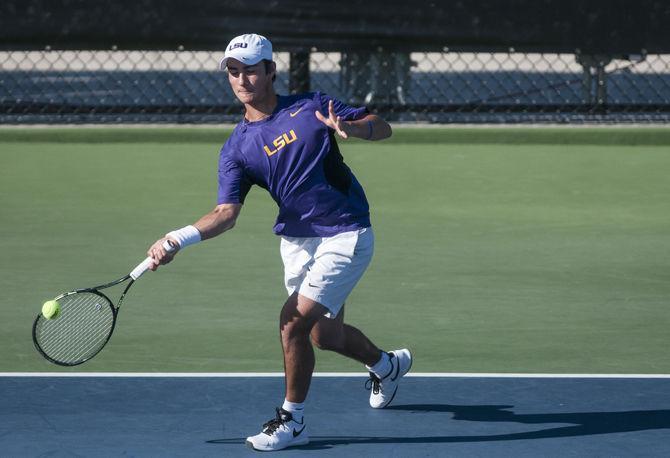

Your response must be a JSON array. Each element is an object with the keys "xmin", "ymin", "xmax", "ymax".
[
  {"xmin": 208, "ymin": 404, "xmax": 670, "ymax": 449},
  {"xmin": 4, "ymin": 376, "xmax": 670, "ymax": 456}
]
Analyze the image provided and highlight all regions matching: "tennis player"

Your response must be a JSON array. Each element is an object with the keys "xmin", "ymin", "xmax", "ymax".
[{"xmin": 147, "ymin": 33, "xmax": 412, "ymax": 452}]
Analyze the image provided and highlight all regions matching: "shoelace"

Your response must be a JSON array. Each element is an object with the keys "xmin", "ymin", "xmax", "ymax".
[
  {"xmin": 365, "ymin": 373, "xmax": 381, "ymax": 394},
  {"xmin": 365, "ymin": 355, "xmax": 396, "ymax": 395},
  {"xmin": 262, "ymin": 408, "xmax": 290, "ymax": 435}
]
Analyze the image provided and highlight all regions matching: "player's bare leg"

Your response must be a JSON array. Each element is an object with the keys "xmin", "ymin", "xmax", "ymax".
[
  {"xmin": 278, "ymin": 292, "xmax": 327, "ymax": 402},
  {"xmin": 246, "ymin": 292, "xmax": 322, "ymax": 451},
  {"xmin": 311, "ymin": 303, "xmax": 412, "ymax": 409},
  {"xmin": 247, "ymin": 292, "xmax": 411, "ymax": 451},
  {"xmin": 310, "ymin": 306, "xmax": 381, "ymax": 366}
]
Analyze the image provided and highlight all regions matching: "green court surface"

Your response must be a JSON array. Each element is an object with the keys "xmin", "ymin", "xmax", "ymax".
[{"xmin": 1, "ymin": 127, "xmax": 669, "ymax": 373}]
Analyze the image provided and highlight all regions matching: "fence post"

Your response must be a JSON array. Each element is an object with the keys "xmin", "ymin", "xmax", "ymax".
[
  {"xmin": 577, "ymin": 53, "xmax": 611, "ymax": 108},
  {"xmin": 289, "ymin": 50, "xmax": 310, "ymax": 94},
  {"xmin": 595, "ymin": 57, "xmax": 609, "ymax": 105}
]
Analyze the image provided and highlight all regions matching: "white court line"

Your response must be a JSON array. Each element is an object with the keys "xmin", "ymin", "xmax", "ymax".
[{"xmin": 1, "ymin": 372, "xmax": 670, "ymax": 378}]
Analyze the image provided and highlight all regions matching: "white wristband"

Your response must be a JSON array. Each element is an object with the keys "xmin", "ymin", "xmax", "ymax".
[{"xmin": 166, "ymin": 225, "xmax": 201, "ymax": 249}]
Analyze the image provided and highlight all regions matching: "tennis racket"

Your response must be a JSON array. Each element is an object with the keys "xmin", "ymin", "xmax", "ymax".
[{"xmin": 32, "ymin": 240, "xmax": 176, "ymax": 366}]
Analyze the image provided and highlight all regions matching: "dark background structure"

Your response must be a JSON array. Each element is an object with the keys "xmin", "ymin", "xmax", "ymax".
[{"xmin": 1, "ymin": 0, "xmax": 669, "ymax": 123}]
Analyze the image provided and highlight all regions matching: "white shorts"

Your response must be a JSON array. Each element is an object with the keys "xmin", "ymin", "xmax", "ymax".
[{"xmin": 280, "ymin": 227, "xmax": 374, "ymax": 318}]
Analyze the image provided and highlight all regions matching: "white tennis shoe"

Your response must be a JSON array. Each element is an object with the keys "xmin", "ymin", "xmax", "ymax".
[
  {"xmin": 367, "ymin": 349, "xmax": 413, "ymax": 409},
  {"xmin": 246, "ymin": 408, "xmax": 309, "ymax": 451}
]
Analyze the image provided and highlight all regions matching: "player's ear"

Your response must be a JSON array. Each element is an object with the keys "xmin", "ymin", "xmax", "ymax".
[{"xmin": 264, "ymin": 59, "xmax": 277, "ymax": 82}]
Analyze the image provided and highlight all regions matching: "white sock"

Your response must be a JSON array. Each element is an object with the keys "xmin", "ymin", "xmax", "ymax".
[
  {"xmin": 281, "ymin": 399, "xmax": 304, "ymax": 423},
  {"xmin": 366, "ymin": 351, "xmax": 392, "ymax": 379}
]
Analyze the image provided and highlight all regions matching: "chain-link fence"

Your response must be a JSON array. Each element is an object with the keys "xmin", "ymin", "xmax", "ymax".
[{"xmin": 2, "ymin": 49, "xmax": 669, "ymax": 123}]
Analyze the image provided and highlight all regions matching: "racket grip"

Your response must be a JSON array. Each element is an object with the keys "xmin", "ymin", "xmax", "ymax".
[{"xmin": 130, "ymin": 240, "xmax": 177, "ymax": 280}]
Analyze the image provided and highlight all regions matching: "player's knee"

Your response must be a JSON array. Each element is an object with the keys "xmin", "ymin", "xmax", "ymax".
[
  {"xmin": 280, "ymin": 297, "xmax": 304, "ymax": 333},
  {"xmin": 280, "ymin": 309, "xmax": 313, "ymax": 343},
  {"xmin": 281, "ymin": 317, "xmax": 310, "ymax": 341}
]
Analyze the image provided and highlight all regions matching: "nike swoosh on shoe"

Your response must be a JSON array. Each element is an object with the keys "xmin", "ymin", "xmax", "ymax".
[{"xmin": 390, "ymin": 353, "xmax": 401, "ymax": 381}]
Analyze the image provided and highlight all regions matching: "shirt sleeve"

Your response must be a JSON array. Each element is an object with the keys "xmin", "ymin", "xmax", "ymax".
[
  {"xmin": 316, "ymin": 92, "xmax": 369, "ymax": 121},
  {"xmin": 217, "ymin": 146, "xmax": 252, "ymax": 204}
]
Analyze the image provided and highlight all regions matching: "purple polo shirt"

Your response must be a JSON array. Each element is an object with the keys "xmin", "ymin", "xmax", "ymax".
[{"xmin": 217, "ymin": 92, "xmax": 371, "ymax": 237}]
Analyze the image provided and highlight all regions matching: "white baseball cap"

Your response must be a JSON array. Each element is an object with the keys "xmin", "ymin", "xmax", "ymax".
[{"xmin": 219, "ymin": 34, "xmax": 273, "ymax": 70}]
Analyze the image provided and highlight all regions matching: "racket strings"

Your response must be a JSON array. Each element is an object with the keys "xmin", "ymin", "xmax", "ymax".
[{"xmin": 35, "ymin": 292, "xmax": 115, "ymax": 365}]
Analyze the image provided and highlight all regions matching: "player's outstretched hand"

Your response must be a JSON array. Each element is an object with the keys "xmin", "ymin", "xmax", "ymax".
[
  {"xmin": 147, "ymin": 238, "xmax": 179, "ymax": 270},
  {"xmin": 315, "ymin": 100, "xmax": 351, "ymax": 139}
]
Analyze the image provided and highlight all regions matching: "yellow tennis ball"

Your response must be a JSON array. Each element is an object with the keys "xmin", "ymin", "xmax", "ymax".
[{"xmin": 42, "ymin": 300, "xmax": 61, "ymax": 320}]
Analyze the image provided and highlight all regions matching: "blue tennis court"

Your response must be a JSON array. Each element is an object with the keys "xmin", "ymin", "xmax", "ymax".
[{"xmin": 2, "ymin": 374, "xmax": 669, "ymax": 456}]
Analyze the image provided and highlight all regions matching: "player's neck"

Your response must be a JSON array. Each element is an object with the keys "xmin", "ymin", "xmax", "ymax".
[{"xmin": 244, "ymin": 92, "xmax": 278, "ymax": 122}]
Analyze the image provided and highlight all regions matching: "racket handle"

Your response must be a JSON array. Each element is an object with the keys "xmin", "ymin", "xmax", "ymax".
[{"xmin": 130, "ymin": 240, "xmax": 177, "ymax": 280}]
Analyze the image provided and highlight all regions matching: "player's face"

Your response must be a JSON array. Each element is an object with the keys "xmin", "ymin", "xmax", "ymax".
[{"xmin": 226, "ymin": 59, "xmax": 275, "ymax": 105}]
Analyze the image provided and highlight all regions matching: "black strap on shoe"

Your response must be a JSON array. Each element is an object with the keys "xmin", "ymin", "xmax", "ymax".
[
  {"xmin": 365, "ymin": 372, "xmax": 381, "ymax": 394},
  {"xmin": 262, "ymin": 408, "xmax": 293, "ymax": 435}
]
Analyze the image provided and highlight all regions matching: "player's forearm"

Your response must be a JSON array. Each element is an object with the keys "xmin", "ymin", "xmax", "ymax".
[
  {"xmin": 345, "ymin": 115, "xmax": 392, "ymax": 141},
  {"xmin": 193, "ymin": 203, "xmax": 242, "ymax": 240}
]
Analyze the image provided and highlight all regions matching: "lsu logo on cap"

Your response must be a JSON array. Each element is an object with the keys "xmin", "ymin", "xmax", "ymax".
[{"xmin": 228, "ymin": 42, "xmax": 248, "ymax": 51}]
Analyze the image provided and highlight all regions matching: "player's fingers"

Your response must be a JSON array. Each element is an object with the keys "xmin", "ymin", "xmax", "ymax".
[
  {"xmin": 147, "ymin": 242, "xmax": 159, "ymax": 259},
  {"xmin": 330, "ymin": 104, "xmax": 341, "ymax": 125},
  {"xmin": 316, "ymin": 110, "xmax": 338, "ymax": 131},
  {"xmin": 148, "ymin": 240, "xmax": 169, "ymax": 266},
  {"xmin": 147, "ymin": 252, "xmax": 160, "ymax": 270},
  {"xmin": 315, "ymin": 110, "xmax": 328, "ymax": 124},
  {"xmin": 335, "ymin": 116, "xmax": 348, "ymax": 138},
  {"xmin": 155, "ymin": 248, "xmax": 173, "ymax": 265},
  {"xmin": 328, "ymin": 100, "xmax": 336, "ymax": 118},
  {"xmin": 150, "ymin": 256, "xmax": 168, "ymax": 270},
  {"xmin": 149, "ymin": 237, "xmax": 179, "ymax": 262}
]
